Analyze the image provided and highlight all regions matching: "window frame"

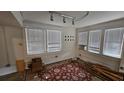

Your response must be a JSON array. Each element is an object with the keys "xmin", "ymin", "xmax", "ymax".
[
  {"xmin": 103, "ymin": 28, "xmax": 124, "ymax": 58},
  {"xmin": 77, "ymin": 27, "xmax": 124, "ymax": 59},
  {"xmin": 78, "ymin": 31, "xmax": 88, "ymax": 51},
  {"xmin": 47, "ymin": 30, "xmax": 62, "ymax": 53},
  {"xmin": 88, "ymin": 29, "xmax": 102, "ymax": 54},
  {"xmin": 25, "ymin": 27, "xmax": 62, "ymax": 55},
  {"xmin": 78, "ymin": 31, "xmax": 88, "ymax": 46},
  {"xmin": 25, "ymin": 28, "xmax": 46, "ymax": 55}
]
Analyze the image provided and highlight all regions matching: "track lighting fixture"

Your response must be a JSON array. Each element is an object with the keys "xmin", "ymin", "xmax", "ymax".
[
  {"xmin": 63, "ymin": 17, "xmax": 66, "ymax": 23},
  {"xmin": 50, "ymin": 13, "xmax": 54, "ymax": 21},
  {"xmin": 72, "ymin": 19, "xmax": 74, "ymax": 25},
  {"xmin": 49, "ymin": 11, "xmax": 89, "ymax": 25}
]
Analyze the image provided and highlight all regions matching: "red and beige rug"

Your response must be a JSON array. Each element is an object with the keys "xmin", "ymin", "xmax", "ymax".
[{"xmin": 39, "ymin": 60, "xmax": 92, "ymax": 81}]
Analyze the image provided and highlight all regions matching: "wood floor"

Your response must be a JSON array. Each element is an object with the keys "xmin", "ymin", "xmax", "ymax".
[{"xmin": 0, "ymin": 58, "xmax": 123, "ymax": 81}]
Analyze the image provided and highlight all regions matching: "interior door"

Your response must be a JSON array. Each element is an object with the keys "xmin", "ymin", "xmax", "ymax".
[{"xmin": 0, "ymin": 27, "xmax": 8, "ymax": 67}]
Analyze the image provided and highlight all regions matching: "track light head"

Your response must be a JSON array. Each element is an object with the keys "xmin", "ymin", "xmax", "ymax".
[
  {"xmin": 50, "ymin": 13, "xmax": 54, "ymax": 21},
  {"xmin": 72, "ymin": 19, "xmax": 75, "ymax": 25},
  {"xmin": 63, "ymin": 17, "xmax": 66, "ymax": 23}
]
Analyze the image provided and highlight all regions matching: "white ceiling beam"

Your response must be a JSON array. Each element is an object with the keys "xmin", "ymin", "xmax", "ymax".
[{"xmin": 11, "ymin": 11, "xmax": 23, "ymax": 27}]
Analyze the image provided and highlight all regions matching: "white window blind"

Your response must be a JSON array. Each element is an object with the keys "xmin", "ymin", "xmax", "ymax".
[
  {"xmin": 88, "ymin": 30, "xmax": 102, "ymax": 53},
  {"xmin": 103, "ymin": 28, "xmax": 124, "ymax": 58},
  {"xmin": 25, "ymin": 28, "xmax": 45, "ymax": 55},
  {"xmin": 47, "ymin": 30, "xmax": 61, "ymax": 52},
  {"xmin": 78, "ymin": 32, "xmax": 88, "ymax": 45}
]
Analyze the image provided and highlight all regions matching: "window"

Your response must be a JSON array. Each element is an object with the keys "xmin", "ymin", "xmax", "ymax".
[
  {"xmin": 103, "ymin": 28, "xmax": 124, "ymax": 58},
  {"xmin": 78, "ymin": 32, "xmax": 88, "ymax": 50},
  {"xmin": 25, "ymin": 28, "xmax": 46, "ymax": 55},
  {"xmin": 88, "ymin": 30, "xmax": 102, "ymax": 53},
  {"xmin": 47, "ymin": 30, "xmax": 61, "ymax": 52},
  {"xmin": 25, "ymin": 28, "xmax": 62, "ymax": 55},
  {"xmin": 78, "ymin": 32, "xmax": 88, "ymax": 45}
]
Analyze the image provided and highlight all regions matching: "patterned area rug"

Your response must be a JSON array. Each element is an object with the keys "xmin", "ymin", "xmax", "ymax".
[
  {"xmin": 0, "ymin": 59, "xmax": 93, "ymax": 81},
  {"xmin": 39, "ymin": 61, "xmax": 92, "ymax": 81}
]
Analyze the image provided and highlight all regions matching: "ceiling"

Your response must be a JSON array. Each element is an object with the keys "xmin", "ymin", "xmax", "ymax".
[
  {"xmin": 22, "ymin": 11, "xmax": 124, "ymax": 28},
  {"xmin": 0, "ymin": 11, "xmax": 20, "ymax": 27}
]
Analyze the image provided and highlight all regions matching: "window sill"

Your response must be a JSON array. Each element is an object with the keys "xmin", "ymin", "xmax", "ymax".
[
  {"xmin": 79, "ymin": 49, "xmax": 121, "ymax": 61},
  {"xmin": 26, "ymin": 50, "xmax": 62, "ymax": 56}
]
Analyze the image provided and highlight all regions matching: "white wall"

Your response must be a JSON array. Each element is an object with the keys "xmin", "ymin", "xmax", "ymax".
[
  {"xmin": 4, "ymin": 26, "xmax": 23, "ymax": 65},
  {"xmin": 76, "ymin": 50, "xmax": 120, "ymax": 71},
  {"xmin": 13, "ymin": 38, "xmax": 24, "ymax": 60},
  {"xmin": 0, "ymin": 26, "xmax": 23, "ymax": 67},
  {"xmin": 0, "ymin": 27, "xmax": 8, "ymax": 67}
]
